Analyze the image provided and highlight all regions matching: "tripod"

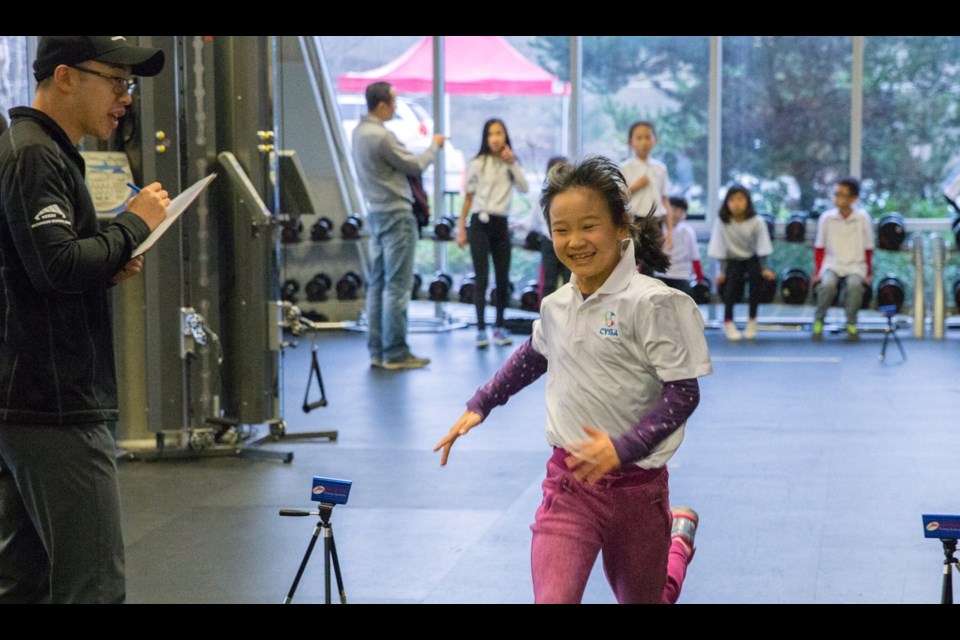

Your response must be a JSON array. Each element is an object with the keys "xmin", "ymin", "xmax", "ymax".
[
  {"xmin": 878, "ymin": 305, "xmax": 906, "ymax": 362},
  {"xmin": 940, "ymin": 538, "xmax": 959, "ymax": 605},
  {"xmin": 280, "ymin": 503, "xmax": 346, "ymax": 604}
]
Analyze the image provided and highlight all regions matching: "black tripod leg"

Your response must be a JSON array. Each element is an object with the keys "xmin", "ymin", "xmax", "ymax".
[
  {"xmin": 284, "ymin": 523, "xmax": 322, "ymax": 604},
  {"xmin": 893, "ymin": 332, "xmax": 906, "ymax": 360},
  {"xmin": 327, "ymin": 528, "xmax": 347, "ymax": 604},
  {"xmin": 303, "ymin": 343, "xmax": 329, "ymax": 413}
]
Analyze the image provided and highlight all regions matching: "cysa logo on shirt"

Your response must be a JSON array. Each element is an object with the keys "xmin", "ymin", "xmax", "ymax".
[{"xmin": 599, "ymin": 311, "xmax": 619, "ymax": 337}]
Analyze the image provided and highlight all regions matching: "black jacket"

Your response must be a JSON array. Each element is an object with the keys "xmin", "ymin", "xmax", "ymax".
[{"xmin": 0, "ymin": 107, "xmax": 149, "ymax": 425}]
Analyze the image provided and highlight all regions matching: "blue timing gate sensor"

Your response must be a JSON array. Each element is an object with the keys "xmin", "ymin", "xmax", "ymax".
[
  {"xmin": 922, "ymin": 514, "xmax": 960, "ymax": 539},
  {"xmin": 312, "ymin": 476, "xmax": 352, "ymax": 505}
]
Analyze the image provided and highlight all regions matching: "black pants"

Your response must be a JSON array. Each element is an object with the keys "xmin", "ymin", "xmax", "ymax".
[
  {"xmin": 468, "ymin": 213, "xmax": 512, "ymax": 330},
  {"xmin": 723, "ymin": 255, "xmax": 763, "ymax": 321}
]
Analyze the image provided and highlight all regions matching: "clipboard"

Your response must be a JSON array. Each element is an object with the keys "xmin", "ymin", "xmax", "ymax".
[{"xmin": 132, "ymin": 173, "xmax": 218, "ymax": 257}]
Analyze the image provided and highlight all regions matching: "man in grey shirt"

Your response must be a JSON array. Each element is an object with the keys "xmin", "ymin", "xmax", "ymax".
[{"xmin": 352, "ymin": 82, "xmax": 444, "ymax": 370}]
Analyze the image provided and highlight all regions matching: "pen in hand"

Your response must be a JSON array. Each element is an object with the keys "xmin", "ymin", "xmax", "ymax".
[{"xmin": 127, "ymin": 182, "xmax": 141, "ymax": 194}]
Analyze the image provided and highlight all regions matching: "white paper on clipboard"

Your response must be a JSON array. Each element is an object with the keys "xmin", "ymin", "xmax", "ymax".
[{"xmin": 132, "ymin": 173, "xmax": 218, "ymax": 257}]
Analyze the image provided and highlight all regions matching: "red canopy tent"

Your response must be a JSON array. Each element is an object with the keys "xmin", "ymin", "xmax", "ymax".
[{"xmin": 337, "ymin": 36, "xmax": 570, "ymax": 96}]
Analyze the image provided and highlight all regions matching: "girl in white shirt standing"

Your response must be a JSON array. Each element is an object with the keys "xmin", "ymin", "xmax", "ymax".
[
  {"xmin": 457, "ymin": 118, "xmax": 529, "ymax": 348},
  {"xmin": 707, "ymin": 184, "xmax": 776, "ymax": 341}
]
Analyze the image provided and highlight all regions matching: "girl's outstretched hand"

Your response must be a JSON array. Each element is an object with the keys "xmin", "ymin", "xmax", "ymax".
[
  {"xmin": 434, "ymin": 410, "xmax": 482, "ymax": 466},
  {"xmin": 563, "ymin": 425, "xmax": 621, "ymax": 483}
]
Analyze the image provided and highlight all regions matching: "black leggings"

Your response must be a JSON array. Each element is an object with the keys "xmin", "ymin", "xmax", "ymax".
[
  {"xmin": 723, "ymin": 255, "xmax": 763, "ymax": 321},
  {"xmin": 468, "ymin": 213, "xmax": 512, "ymax": 330}
]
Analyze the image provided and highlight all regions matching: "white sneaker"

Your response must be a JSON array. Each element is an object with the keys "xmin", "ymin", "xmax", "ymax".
[
  {"xmin": 744, "ymin": 319, "xmax": 757, "ymax": 339},
  {"xmin": 492, "ymin": 327, "xmax": 513, "ymax": 346},
  {"xmin": 724, "ymin": 321, "xmax": 742, "ymax": 341}
]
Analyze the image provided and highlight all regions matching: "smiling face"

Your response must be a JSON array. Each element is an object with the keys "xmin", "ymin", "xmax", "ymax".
[{"xmin": 550, "ymin": 186, "xmax": 628, "ymax": 295}]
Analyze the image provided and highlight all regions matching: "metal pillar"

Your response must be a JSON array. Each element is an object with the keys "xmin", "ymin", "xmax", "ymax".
[
  {"xmin": 912, "ymin": 233, "xmax": 925, "ymax": 339},
  {"xmin": 932, "ymin": 233, "xmax": 946, "ymax": 339}
]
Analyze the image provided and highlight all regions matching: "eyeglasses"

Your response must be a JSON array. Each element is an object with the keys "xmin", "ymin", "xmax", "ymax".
[{"xmin": 70, "ymin": 65, "xmax": 137, "ymax": 96}]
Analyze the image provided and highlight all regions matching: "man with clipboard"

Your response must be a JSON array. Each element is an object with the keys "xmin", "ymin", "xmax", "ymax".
[{"xmin": 0, "ymin": 36, "xmax": 169, "ymax": 603}]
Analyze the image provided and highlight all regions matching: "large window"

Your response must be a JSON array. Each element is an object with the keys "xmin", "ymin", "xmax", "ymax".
[
  {"xmin": 573, "ymin": 36, "xmax": 711, "ymax": 216},
  {"xmin": 722, "ymin": 36, "xmax": 853, "ymax": 219},
  {"xmin": 862, "ymin": 36, "xmax": 960, "ymax": 219},
  {"xmin": 0, "ymin": 36, "xmax": 33, "ymax": 121}
]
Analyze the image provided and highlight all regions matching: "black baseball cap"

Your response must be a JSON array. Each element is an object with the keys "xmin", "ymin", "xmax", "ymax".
[{"xmin": 34, "ymin": 36, "xmax": 165, "ymax": 82}]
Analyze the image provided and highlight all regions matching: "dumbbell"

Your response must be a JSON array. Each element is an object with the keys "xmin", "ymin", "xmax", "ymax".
[
  {"xmin": 301, "ymin": 309, "xmax": 329, "ymax": 323},
  {"xmin": 335, "ymin": 271, "xmax": 363, "ymax": 300},
  {"xmin": 412, "ymin": 272, "xmax": 422, "ymax": 300},
  {"xmin": 877, "ymin": 212, "xmax": 906, "ymax": 251},
  {"xmin": 780, "ymin": 268, "xmax": 810, "ymax": 305},
  {"xmin": 280, "ymin": 278, "xmax": 300, "ymax": 303},
  {"xmin": 489, "ymin": 281, "xmax": 516, "ymax": 307},
  {"xmin": 341, "ymin": 215, "xmax": 364, "ymax": 240},
  {"xmin": 520, "ymin": 280, "xmax": 540, "ymax": 312},
  {"xmin": 428, "ymin": 272, "xmax": 453, "ymax": 302},
  {"xmin": 459, "ymin": 273, "xmax": 477, "ymax": 304},
  {"xmin": 524, "ymin": 231, "xmax": 542, "ymax": 251},
  {"xmin": 760, "ymin": 212, "xmax": 776, "ymax": 241},
  {"xmin": 280, "ymin": 218, "xmax": 303, "ymax": 244},
  {"xmin": 785, "ymin": 212, "xmax": 807, "ymax": 243},
  {"xmin": 433, "ymin": 216, "xmax": 457, "ymax": 241},
  {"xmin": 304, "ymin": 273, "xmax": 332, "ymax": 302},
  {"xmin": 757, "ymin": 273, "xmax": 777, "ymax": 304},
  {"xmin": 875, "ymin": 274, "xmax": 905, "ymax": 312},
  {"xmin": 310, "ymin": 217, "xmax": 334, "ymax": 242},
  {"xmin": 688, "ymin": 276, "xmax": 712, "ymax": 305}
]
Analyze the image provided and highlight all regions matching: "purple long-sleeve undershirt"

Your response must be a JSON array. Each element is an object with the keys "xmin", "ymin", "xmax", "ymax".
[
  {"xmin": 610, "ymin": 378, "xmax": 700, "ymax": 465},
  {"xmin": 466, "ymin": 338, "xmax": 547, "ymax": 419}
]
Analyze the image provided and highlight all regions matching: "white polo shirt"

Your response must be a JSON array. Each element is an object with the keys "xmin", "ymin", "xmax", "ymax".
[
  {"xmin": 656, "ymin": 221, "xmax": 699, "ymax": 280},
  {"xmin": 814, "ymin": 207, "xmax": 875, "ymax": 278},
  {"xmin": 621, "ymin": 156, "xmax": 670, "ymax": 219},
  {"xmin": 532, "ymin": 239, "xmax": 713, "ymax": 468}
]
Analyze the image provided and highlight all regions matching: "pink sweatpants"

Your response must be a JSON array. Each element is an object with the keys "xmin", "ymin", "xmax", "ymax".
[{"xmin": 530, "ymin": 448, "xmax": 692, "ymax": 604}]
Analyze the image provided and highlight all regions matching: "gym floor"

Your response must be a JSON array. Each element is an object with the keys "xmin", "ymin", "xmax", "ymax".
[{"xmin": 117, "ymin": 301, "xmax": 960, "ymax": 604}]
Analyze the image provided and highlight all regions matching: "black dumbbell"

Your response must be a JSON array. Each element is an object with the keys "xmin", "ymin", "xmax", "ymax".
[
  {"xmin": 760, "ymin": 212, "xmax": 776, "ymax": 241},
  {"xmin": 459, "ymin": 273, "xmax": 477, "ymax": 304},
  {"xmin": 280, "ymin": 278, "xmax": 300, "ymax": 303},
  {"xmin": 280, "ymin": 218, "xmax": 303, "ymax": 244},
  {"xmin": 688, "ymin": 276, "xmax": 712, "ymax": 305},
  {"xmin": 433, "ymin": 216, "xmax": 457, "ymax": 241},
  {"xmin": 429, "ymin": 272, "xmax": 453, "ymax": 302},
  {"xmin": 757, "ymin": 273, "xmax": 777, "ymax": 304},
  {"xmin": 310, "ymin": 217, "xmax": 334, "ymax": 242},
  {"xmin": 305, "ymin": 273, "xmax": 332, "ymax": 302},
  {"xmin": 341, "ymin": 215, "xmax": 364, "ymax": 240},
  {"xmin": 877, "ymin": 212, "xmax": 906, "ymax": 251},
  {"xmin": 336, "ymin": 271, "xmax": 363, "ymax": 300},
  {"xmin": 301, "ymin": 309, "xmax": 329, "ymax": 323},
  {"xmin": 780, "ymin": 268, "xmax": 810, "ymax": 305},
  {"xmin": 520, "ymin": 280, "xmax": 540, "ymax": 311},
  {"xmin": 524, "ymin": 231, "xmax": 542, "ymax": 251},
  {"xmin": 785, "ymin": 212, "xmax": 807, "ymax": 243},
  {"xmin": 412, "ymin": 272, "xmax": 423, "ymax": 300},
  {"xmin": 875, "ymin": 274, "xmax": 905, "ymax": 312}
]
